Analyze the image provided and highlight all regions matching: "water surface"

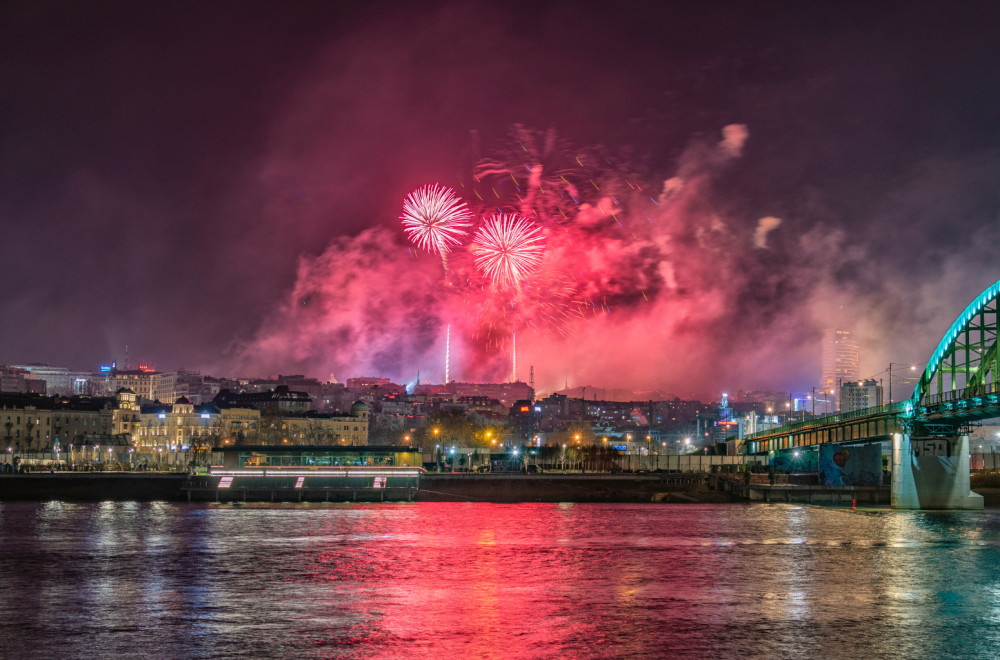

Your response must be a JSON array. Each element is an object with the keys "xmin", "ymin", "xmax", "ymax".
[{"xmin": 1, "ymin": 502, "xmax": 998, "ymax": 658}]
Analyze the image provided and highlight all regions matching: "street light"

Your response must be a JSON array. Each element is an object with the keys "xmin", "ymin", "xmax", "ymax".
[{"xmin": 887, "ymin": 363, "xmax": 920, "ymax": 404}]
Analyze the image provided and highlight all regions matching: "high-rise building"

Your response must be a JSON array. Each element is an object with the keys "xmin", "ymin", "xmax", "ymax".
[{"xmin": 821, "ymin": 329, "xmax": 860, "ymax": 411}]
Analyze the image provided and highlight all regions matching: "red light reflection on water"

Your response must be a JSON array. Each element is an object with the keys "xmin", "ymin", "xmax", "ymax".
[{"xmin": 295, "ymin": 502, "xmax": 726, "ymax": 657}]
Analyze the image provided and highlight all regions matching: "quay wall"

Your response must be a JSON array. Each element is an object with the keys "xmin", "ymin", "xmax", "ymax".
[
  {"xmin": 0, "ymin": 473, "xmax": 725, "ymax": 503},
  {"xmin": 416, "ymin": 474, "xmax": 727, "ymax": 503},
  {"xmin": 0, "ymin": 474, "xmax": 188, "ymax": 501}
]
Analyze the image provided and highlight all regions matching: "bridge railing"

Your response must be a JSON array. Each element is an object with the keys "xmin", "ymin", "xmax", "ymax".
[
  {"xmin": 744, "ymin": 380, "xmax": 1000, "ymax": 441},
  {"xmin": 744, "ymin": 400, "xmax": 909, "ymax": 440},
  {"xmin": 919, "ymin": 380, "xmax": 1000, "ymax": 408}
]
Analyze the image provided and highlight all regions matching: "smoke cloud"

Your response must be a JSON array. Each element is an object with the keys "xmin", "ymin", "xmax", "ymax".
[
  {"xmin": 238, "ymin": 124, "xmax": 870, "ymax": 397},
  {"xmin": 753, "ymin": 216, "xmax": 782, "ymax": 249}
]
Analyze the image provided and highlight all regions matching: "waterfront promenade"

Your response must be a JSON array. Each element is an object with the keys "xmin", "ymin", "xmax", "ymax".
[{"xmin": 0, "ymin": 471, "xmax": 899, "ymax": 504}]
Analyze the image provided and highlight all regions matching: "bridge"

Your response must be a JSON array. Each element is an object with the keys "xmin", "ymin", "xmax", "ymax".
[{"xmin": 742, "ymin": 280, "xmax": 1000, "ymax": 509}]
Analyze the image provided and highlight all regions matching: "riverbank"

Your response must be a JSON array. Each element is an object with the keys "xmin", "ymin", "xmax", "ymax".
[
  {"xmin": 0, "ymin": 473, "xmax": 187, "ymax": 501},
  {"xmin": 416, "ymin": 473, "xmax": 732, "ymax": 503},
  {"xmin": 0, "ymin": 472, "xmax": 734, "ymax": 503},
  {"xmin": 0, "ymin": 472, "xmax": 983, "ymax": 506}
]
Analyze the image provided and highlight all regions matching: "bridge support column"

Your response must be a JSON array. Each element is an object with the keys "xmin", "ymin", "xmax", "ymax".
[{"xmin": 891, "ymin": 433, "xmax": 983, "ymax": 509}]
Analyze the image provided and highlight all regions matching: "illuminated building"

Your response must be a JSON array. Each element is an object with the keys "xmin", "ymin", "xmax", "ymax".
[
  {"xmin": 840, "ymin": 379, "xmax": 882, "ymax": 413},
  {"xmin": 0, "ymin": 391, "xmax": 129, "ymax": 456},
  {"xmin": 137, "ymin": 397, "xmax": 220, "ymax": 450},
  {"xmin": 278, "ymin": 401, "xmax": 370, "ymax": 446},
  {"xmin": 105, "ymin": 368, "xmax": 158, "ymax": 401},
  {"xmin": 820, "ymin": 328, "xmax": 860, "ymax": 411},
  {"xmin": 207, "ymin": 395, "xmax": 370, "ymax": 446},
  {"xmin": 151, "ymin": 371, "xmax": 219, "ymax": 405}
]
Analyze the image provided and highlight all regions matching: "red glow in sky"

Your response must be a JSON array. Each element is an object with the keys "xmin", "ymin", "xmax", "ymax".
[{"xmin": 3, "ymin": 2, "xmax": 1000, "ymax": 397}]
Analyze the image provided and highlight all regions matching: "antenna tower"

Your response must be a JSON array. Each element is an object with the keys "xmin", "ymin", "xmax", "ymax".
[{"xmin": 511, "ymin": 332, "xmax": 517, "ymax": 383}]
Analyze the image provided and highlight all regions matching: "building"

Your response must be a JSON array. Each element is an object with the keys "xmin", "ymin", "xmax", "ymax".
[
  {"xmin": 840, "ymin": 379, "xmax": 882, "ymax": 413},
  {"xmin": 105, "ymin": 368, "xmax": 158, "ymax": 401},
  {"xmin": 150, "ymin": 371, "xmax": 219, "ymax": 405},
  {"xmin": 208, "ymin": 395, "xmax": 370, "ymax": 447},
  {"xmin": 277, "ymin": 401, "xmax": 370, "ymax": 446},
  {"xmin": 11, "ymin": 364, "xmax": 71, "ymax": 395},
  {"xmin": 211, "ymin": 444, "xmax": 420, "ymax": 469},
  {"xmin": 213, "ymin": 386, "xmax": 312, "ymax": 414},
  {"xmin": 136, "ymin": 396, "xmax": 221, "ymax": 450},
  {"xmin": 0, "ymin": 366, "xmax": 46, "ymax": 394},
  {"xmin": 821, "ymin": 328, "xmax": 861, "ymax": 411},
  {"xmin": 0, "ymin": 391, "xmax": 121, "ymax": 456},
  {"xmin": 446, "ymin": 381, "xmax": 534, "ymax": 408}
]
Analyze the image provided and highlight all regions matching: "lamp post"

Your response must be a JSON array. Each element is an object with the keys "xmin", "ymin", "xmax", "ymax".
[
  {"xmin": 886, "ymin": 363, "xmax": 920, "ymax": 405},
  {"xmin": 433, "ymin": 428, "xmax": 440, "ymax": 471}
]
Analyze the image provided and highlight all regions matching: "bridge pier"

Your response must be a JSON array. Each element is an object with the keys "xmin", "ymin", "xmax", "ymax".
[{"xmin": 891, "ymin": 433, "xmax": 983, "ymax": 510}]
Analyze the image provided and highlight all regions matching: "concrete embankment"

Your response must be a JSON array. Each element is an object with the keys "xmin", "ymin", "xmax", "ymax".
[
  {"xmin": 0, "ymin": 474, "xmax": 187, "ymax": 501},
  {"xmin": 416, "ymin": 473, "xmax": 731, "ymax": 503},
  {"xmin": 0, "ymin": 472, "xmax": 730, "ymax": 503}
]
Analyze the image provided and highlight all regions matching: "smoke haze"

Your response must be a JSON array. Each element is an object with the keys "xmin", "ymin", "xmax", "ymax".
[{"xmin": 2, "ymin": 1, "xmax": 1000, "ymax": 399}]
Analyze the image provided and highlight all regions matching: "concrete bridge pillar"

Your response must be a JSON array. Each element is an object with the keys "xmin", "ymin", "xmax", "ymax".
[{"xmin": 891, "ymin": 433, "xmax": 983, "ymax": 509}]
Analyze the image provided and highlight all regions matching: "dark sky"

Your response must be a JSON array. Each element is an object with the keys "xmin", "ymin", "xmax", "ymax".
[{"xmin": 3, "ymin": 0, "xmax": 1000, "ymax": 395}]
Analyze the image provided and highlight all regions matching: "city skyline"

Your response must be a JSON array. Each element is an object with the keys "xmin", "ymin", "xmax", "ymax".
[{"xmin": 3, "ymin": 1, "xmax": 1000, "ymax": 399}]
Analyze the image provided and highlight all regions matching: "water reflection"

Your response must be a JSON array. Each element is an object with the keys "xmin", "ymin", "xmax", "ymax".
[{"xmin": 4, "ymin": 502, "xmax": 1000, "ymax": 657}]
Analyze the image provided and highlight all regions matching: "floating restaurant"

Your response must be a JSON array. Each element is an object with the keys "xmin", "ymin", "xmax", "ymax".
[
  {"xmin": 210, "ymin": 444, "xmax": 422, "ymax": 469},
  {"xmin": 189, "ymin": 445, "xmax": 425, "ymax": 502}
]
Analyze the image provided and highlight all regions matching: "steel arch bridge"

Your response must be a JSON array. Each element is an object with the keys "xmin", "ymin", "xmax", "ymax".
[
  {"xmin": 910, "ymin": 280, "xmax": 1000, "ymax": 420},
  {"xmin": 745, "ymin": 279, "xmax": 1000, "ymax": 455}
]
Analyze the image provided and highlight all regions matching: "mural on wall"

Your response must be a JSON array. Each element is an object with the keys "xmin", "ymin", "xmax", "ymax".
[
  {"xmin": 770, "ymin": 448, "xmax": 817, "ymax": 474},
  {"xmin": 819, "ymin": 443, "xmax": 882, "ymax": 486}
]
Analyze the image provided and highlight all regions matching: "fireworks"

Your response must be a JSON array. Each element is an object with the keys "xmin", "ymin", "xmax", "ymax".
[
  {"xmin": 400, "ymin": 184, "xmax": 473, "ymax": 256},
  {"xmin": 473, "ymin": 214, "xmax": 546, "ymax": 287}
]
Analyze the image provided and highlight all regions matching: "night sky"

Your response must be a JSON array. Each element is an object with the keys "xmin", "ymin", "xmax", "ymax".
[{"xmin": 3, "ymin": 0, "xmax": 1000, "ymax": 398}]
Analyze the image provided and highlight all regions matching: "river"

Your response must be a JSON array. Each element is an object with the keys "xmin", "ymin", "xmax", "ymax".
[{"xmin": 1, "ymin": 501, "xmax": 999, "ymax": 658}]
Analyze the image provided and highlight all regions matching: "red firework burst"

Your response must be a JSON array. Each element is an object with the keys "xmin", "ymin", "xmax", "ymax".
[
  {"xmin": 400, "ymin": 184, "xmax": 473, "ymax": 255},
  {"xmin": 473, "ymin": 214, "xmax": 546, "ymax": 287}
]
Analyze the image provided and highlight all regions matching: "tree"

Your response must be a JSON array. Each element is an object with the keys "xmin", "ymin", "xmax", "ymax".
[
  {"xmin": 258, "ymin": 407, "xmax": 285, "ymax": 445},
  {"xmin": 422, "ymin": 410, "xmax": 482, "ymax": 448}
]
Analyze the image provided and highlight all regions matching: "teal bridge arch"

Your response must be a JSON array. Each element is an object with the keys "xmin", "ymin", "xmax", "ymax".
[
  {"xmin": 911, "ymin": 279, "xmax": 1000, "ymax": 410},
  {"xmin": 744, "ymin": 279, "xmax": 1000, "ymax": 455}
]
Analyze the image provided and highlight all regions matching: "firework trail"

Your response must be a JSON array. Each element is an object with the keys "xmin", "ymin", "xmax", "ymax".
[
  {"xmin": 400, "ymin": 184, "xmax": 473, "ymax": 269},
  {"xmin": 473, "ymin": 213, "xmax": 546, "ymax": 288}
]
